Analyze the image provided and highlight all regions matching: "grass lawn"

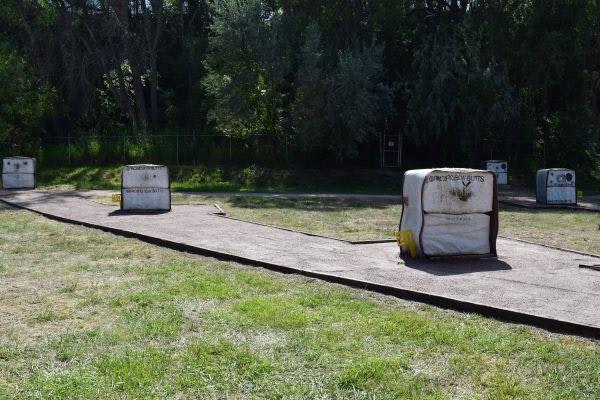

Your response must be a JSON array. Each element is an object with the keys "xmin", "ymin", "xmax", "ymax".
[
  {"xmin": 0, "ymin": 203, "xmax": 599, "ymax": 399},
  {"xmin": 96, "ymin": 193, "xmax": 600, "ymax": 254},
  {"xmin": 36, "ymin": 165, "xmax": 403, "ymax": 194}
]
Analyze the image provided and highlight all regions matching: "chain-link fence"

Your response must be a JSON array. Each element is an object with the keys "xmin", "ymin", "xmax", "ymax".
[
  {"xmin": 1, "ymin": 132, "xmax": 390, "ymax": 168},
  {"xmin": 2, "ymin": 133, "xmax": 294, "ymax": 167}
]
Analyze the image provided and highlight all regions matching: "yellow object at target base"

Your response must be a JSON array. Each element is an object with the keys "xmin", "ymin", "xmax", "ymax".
[{"xmin": 395, "ymin": 230, "xmax": 416, "ymax": 258}]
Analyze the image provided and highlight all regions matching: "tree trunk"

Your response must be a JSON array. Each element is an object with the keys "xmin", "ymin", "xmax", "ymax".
[
  {"xmin": 116, "ymin": 62, "xmax": 139, "ymax": 130},
  {"xmin": 117, "ymin": 0, "xmax": 148, "ymax": 131},
  {"xmin": 140, "ymin": 0, "xmax": 163, "ymax": 129}
]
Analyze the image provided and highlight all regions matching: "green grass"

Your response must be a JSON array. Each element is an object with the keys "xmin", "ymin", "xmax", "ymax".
[
  {"xmin": 96, "ymin": 193, "xmax": 600, "ymax": 253},
  {"xmin": 222, "ymin": 196, "xmax": 402, "ymax": 241},
  {"xmin": 36, "ymin": 165, "xmax": 403, "ymax": 194},
  {"xmin": 0, "ymin": 202, "xmax": 598, "ymax": 399}
]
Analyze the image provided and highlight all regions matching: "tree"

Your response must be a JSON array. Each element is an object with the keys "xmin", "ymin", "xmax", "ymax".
[
  {"xmin": 326, "ymin": 42, "xmax": 394, "ymax": 162},
  {"xmin": 291, "ymin": 22, "xmax": 328, "ymax": 152},
  {"xmin": 203, "ymin": 0, "xmax": 292, "ymax": 138},
  {"xmin": 0, "ymin": 43, "xmax": 55, "ymax": 151},
  {"xmin": 405, "ymin": 22, "xmax": 518, "ymax": 163},
  {"xmin": 291, "ymin": 22, "xmax": 394, "ymax": 163}
]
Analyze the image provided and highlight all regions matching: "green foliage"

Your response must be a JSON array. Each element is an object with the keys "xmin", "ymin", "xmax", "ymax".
[
  {"xmin": 291, "ymin": 22, "xmax": 328, "ymax": 152},
  {"xmin": 0, "ymin": 42, "xmax": 55, "ymax": 151},
  {"xmin": 0, "ymin": 0, "xmax": 598, "ymax": 176},
  {"xmin": 291, "ymin": 23, "xmax": 394, "ymax": 162},
  {"xmin": 203, "ymin": 0, "xmax": 291, "ymax": 137},
  {"xmin": 326, "ymin": 43, "xmax": 394, "ymax": 162},
  {"xmin": 406, "ymin": 23, "xmax": 518, "ymax": 161}
]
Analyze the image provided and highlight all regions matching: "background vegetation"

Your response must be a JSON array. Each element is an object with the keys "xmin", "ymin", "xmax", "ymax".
[{"xmin": 1, "ymin": 0, "xmax": 599, "ymax": 182}]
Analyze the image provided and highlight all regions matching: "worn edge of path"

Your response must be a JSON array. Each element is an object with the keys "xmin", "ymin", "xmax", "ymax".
[{"xmin": 1, "ymin": 197, "xmax": 598, "ymax": 340}]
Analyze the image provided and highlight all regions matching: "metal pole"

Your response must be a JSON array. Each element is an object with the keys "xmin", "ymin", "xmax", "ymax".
[
  {"xmin": 379, "ymin": 130, "xmax": 383, "ymax": 169},
  {"xmin": 398, "ymin": 130, "xmax": 403, "ymax": 168},
  {"xmin": 193, "ymin": 129, "xmax": 197, "ymax": 165},
  {"xmin": 285, "ymin": 135, "xmax": 289, "ymax": 166},
  {"xmin": 67, "ymin": 133, "xmax": 71, "ymax": 165}
]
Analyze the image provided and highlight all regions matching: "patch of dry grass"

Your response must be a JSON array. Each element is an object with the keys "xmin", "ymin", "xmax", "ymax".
[{"xmin": 499, "ymin": 205, "xmax": 600, "ymax": 254}]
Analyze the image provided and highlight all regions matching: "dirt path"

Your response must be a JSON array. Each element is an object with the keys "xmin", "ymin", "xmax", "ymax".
[{"xmin": 1, "ymin": 189, "xmax": 599, "ymax": 337}]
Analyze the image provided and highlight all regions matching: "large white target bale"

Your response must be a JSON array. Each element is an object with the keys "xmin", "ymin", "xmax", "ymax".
[
  {"xmin": 121, "ymin": 164, "xmax": 170, "ymax": 211},
  {"xmin": 2, "ymin": 157, "xmax": 36, "ymax": 189},
  {"xmin": 400, "ymin": 168, "xmax": 498, "ymax": 257},
  {"xmin": 484, "ymin": 160, "xmax": 508, "ymax": 185},
  {"xmin": 536, "ymin": 168, "xmax": 576, "ymax": 205}
]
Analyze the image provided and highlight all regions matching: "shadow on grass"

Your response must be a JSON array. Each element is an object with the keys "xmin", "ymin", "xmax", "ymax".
[
  {"xmin": 226, "ymin": 196, "xmax": 400, "ymax": 212},
  {"xmin": 499, "ymin": 204, "xmax": 597, "ymax": 215},
  {"xmin": 38, "ymin": 166, "xmax": 121, "ymax": 190},
  {"xmin": 37, "ymin": 166, "xmax": 404, "ymax": 195}
]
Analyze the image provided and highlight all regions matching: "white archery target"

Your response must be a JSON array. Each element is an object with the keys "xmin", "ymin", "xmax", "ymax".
[
  {"xmin": 536, "ymin": 169, "xmax": 576, "ymax": 205},
  {"xmin": 122, "ymin": 165, "xmax": 169, "ymax": 189},
  {"xmin": 485, "ymin": 160, "xmax": 508, "ymax": 185},
  {"xmin": 2, "ymin": 157, "xmax": 36, "ymax": 189},
  {"xmin": 421, "ymin": 170, "xmax": 494, "ymax": 214},
  {"xmin": 121, "ymin": 164, "xmax": 171, "ymax": 211},
  {"xmin": 121, "ymin": 188, "xmax": 171, "ymax": 211},
  {"xmin": 421, "ymin": 213, "xmax": 491, "ymax": 256},
  {"xmin": 400, "ymin": 168, "xmax": 497, "ymax": 257}
]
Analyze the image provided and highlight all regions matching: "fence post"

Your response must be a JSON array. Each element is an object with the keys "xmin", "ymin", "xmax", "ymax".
[
  {"xmin": 176, "ymin": 134, "xmax": 180, "ymax": 165},
  {"xmin": 192, "ymin": 129, "xmax": 197, "ymax": 165},
  {"xmin": 67, "ymin": 133, "xmax": 71, "ymax": 165},
  {"xmin": 285, "ymin": 134, "xmax": 288, "ymax": 166}
]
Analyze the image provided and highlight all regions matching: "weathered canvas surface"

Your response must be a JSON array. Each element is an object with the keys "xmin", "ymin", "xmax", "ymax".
[
  {"xmin": 421, "ymin": 213, "xmax": 491, "ymax": 256},
  {"xmin": 122, "ymin": 165, "xmax": 169, "ymax": 189},
  {"xmin": 536, "ymin": 169, "xmax": 576, "ymax": 205},
  {"xmin": 400, "ymin": 168, "xmax": 496, "ymax": 257},
  {"xmin": 546, "ymin": 187, "xmax": 577, "ymax": 205},
  {"xmin": 422, "ymin": 170, "xmax": 494, "ymax": 214},
  {"xmin": 121, "ymin": 188, "xmax": 171, "ymax": 211},
  {"xmin": 2, "ymin": 157, "xmax": 36, "ymax": 174},
  {"xmin": 2, "ymin": 173, "xmax": 36, "ymax": 189},
  {"xmin": 485, "ymin": 161, "xmax": 508, "ymax": 185},
  {"xmin": 121, "ymin": 164, "xmax": 171, "ymax": 211}
]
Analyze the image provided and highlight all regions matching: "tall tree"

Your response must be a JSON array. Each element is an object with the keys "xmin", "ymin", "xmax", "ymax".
[
  {"xmin": 405, "ymin": 22, "xmax": 518, "ymax": 163},
  {"xmin": 203, "ymin": 0, "xmax": 292, "ymax": 137},
  {"xmin": 0, "ymin": 42, "xmax": 55, "ymax": 151}
]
